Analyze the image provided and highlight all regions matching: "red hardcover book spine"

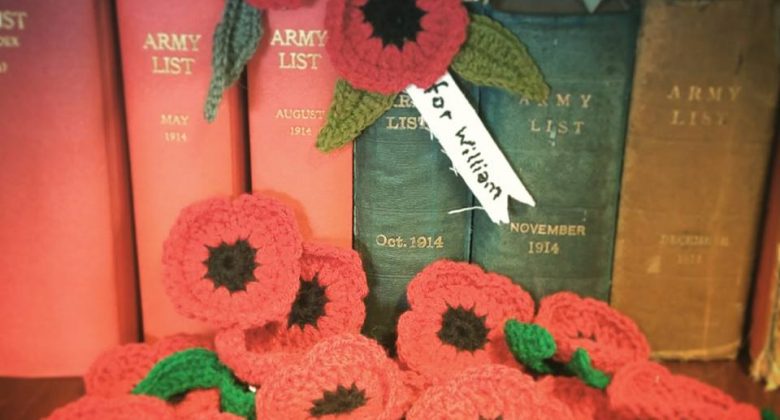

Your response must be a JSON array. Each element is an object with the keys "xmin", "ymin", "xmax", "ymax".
[
  {"xmin": 0, "ymin": 1, "xmax": 137, "ymax": 375},
  {"xmin": 248, "ymin": 1, "xmax": 352, "ymax": 247},
  {"xmin": 116, "ymin": 0, "xmax": 247, "ymax": 340},
  {"xmin": 749, "ymin": 141, "xmax": 780, "ymax": 380}
]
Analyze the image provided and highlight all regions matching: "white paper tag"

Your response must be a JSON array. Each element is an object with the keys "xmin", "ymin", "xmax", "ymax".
[{"xmin": 406, "ymin": 71, "xmax": 535, "ymax": 224}]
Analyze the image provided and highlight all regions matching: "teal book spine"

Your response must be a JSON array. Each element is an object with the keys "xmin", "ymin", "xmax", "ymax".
[
  {"xmin": 354, "ymin": 86, "xmax": 475, "ymax": 349},
  {"xmin": 470, "ymin": 7, "xmax": 639, "ymax": 301}
]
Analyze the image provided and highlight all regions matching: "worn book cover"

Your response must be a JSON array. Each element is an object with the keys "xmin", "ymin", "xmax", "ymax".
[
  {"xmin": 611, "ymin": 0, "xmax": 779, "ymax": 359},
  {"xmin": 355, "ymin": 87, "xmax": 475, "ymax": 349},
  {"xmin": 470, "ymin": 3, "xmax": 638, "ymax": 301}
]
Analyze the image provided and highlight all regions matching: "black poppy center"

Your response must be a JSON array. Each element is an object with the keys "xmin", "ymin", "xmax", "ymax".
[
  {"xmin": 288, "ymin": 276, "xmax": 329, "ymax": 329},
  {"xmin": 309, "ymin": 383, "xmax": 367, "ymax": 417},
  {"xmin": 203, "ymin": 239, "xmax": 257, "ymax": 292},
  {"xmin": 437, "ymin": 306, "xmax": 489, "ymax": 352},
  {"xmin": 361, "ymin": 0, "xmax": 426, "ymax": 49}
]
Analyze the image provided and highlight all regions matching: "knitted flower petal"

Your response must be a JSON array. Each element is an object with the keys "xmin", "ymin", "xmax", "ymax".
[
  {"xmin": 397, "ymin": 260, "xmax": 534, "ymax": 384},
  {"xmin": 173, "ymin": 389, "xmax": 241, "ymax": 419},
  {"xmin": 406, "ymin": 364, "xmax": 573, "ymax": 420},
  {"xmin": 215, "ymin": 242, "xmax": 368, "ymax": 385},
  {"xmin": 608, "ymin": 361, "xmax": 743, "ymax": 420},
  {"xmin": 245, "ymin": 0, "xmax": 307, "ymax": 9},
  {"xmin": 537, "ymin": 376, "xmax": 610, "ymax": 420},
  {"xmin": 534, "ymin": 292, "xmax": 650, "ymax": 373},
  {"xmin": 84, "ymin": 334, "xmax": 213, "ymax": 397},
  {"xmin": 256, "ymin": 334, "xmax": 409, "ymax": 419},
  {"xmin": 325, "ymin": 0, "xmax": 468, "ymax": 94},
  {"xmin": 162, "ymin": 193, "xmax": 302, "ymax": 328},
  {"xmin": 214, "ymin": 325, "xmax": 301, "ymax": 386},
  {"xmin": 45, "ymin": 395, "xmax": 174, "ymax": 420}
]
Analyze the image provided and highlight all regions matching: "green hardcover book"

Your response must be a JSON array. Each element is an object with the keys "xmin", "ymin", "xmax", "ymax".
[
  {"xmin": 354, "ymin": 86, "xmax": 476, "ymax": 349},
  {"xmin": 470, "ymin": 2, "xmax": 639, "ymax": 301}
]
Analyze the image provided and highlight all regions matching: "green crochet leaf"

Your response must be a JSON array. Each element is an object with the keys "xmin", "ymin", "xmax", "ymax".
[
  {"xmin": 504, "ymin": 319, "xmax": 556, "ymax": 374},
  {"xmin": 204, "ymin": 0, "xmax": 263, "ymax": 122},
  {"xmin": 565, "ymin": 348, "xmax": 611, "ymax": 390},
  {"xmin": 762, "ymin": 408, "xmax": 779, "ymax": 420},
  {"xmin": 132, "ymin": 348, "xmax": 256, "ymax": 419},
  {"xmin": 316, "ymin": 79, "xmax": 397, "ymax": 153},
  {"xmin": 451, "ymin": 14, "xmax": 549, "ymax": 102}
]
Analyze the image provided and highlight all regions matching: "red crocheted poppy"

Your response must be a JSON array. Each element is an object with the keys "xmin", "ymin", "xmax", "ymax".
[
  {"xmin": 608, "ymin": 361, "xmax": 747, "ymax": 420},
  {"xmin": 396, "ymin": 260, "xmax": 535, "ymax": 384},
  {"xmin": 325, "ymin": 0, "xmax": 469, "ymax": 94},
  {"xmin": 84, "ymin": 334, "xmax": 213, "ymax": 398},
  {"xmin": 173, "ymin": 389, "xmax": 241, "ymax": 420},
  {"xmin": 215, "ymin": 242, "xmax": 368, "ymax": 385},
  {"xmin": 538, "ymin": 375, "xmax": 610, "ymax": 420},
  {"xmin": 255, "ymin": 334, "xmax": 409, "ymax": 419},
  {"xmin": 406, "ymin": 364, "xmax": 573, "ymax": 419},
  {"xmin": 245, "ymin": 0, "xmax": 307, "ymax": 9},
  {"xmin": 162, "ymin": 193, "xmax": 302, "ymax": 328},
  {"xmin": 45, "ymin": 395, "xmax": 175, "ymax": 420},
  {"xmin": 534, "ymin": 292, "xmax": 650, "ymax": 373}
]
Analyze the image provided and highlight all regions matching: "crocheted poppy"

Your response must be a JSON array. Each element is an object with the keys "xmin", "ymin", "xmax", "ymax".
[
  {"xmin": 245, "ymin": 0, "xmax": 307, "ymax": 9},
  {"xmin": 608, "ymin": 361, "xmax": 752, "ymax": 420},
  {"xmin": 537, "ymin": 375, "xmax": 610, "ymax": 420},
  {"xmin": 534, "ymin": 292, "xmax": 650, "ymax": 373},
  {"xmin": 325, "ymin": 0, "xmax": 469, "ymax": 94},
  {"xmin": 406, "ymin": 364, "xmax": 573, "ymax": 419},
  {"xmin": 173, "ymin": 389, "xmax": 235, "ymax": 419},
  {"xmin": 255, "ymin": 334, "xmax": 409, "ymax": 419},
  {"xmin": 45, "ymin": 395, "xmax": 174, "ymax": 420},
  {"xmin": 215, "ymin": 242, "xmax": 368, "ymax": 385},
  {"xmin": 162, "ymin": 193, "xmax": 302, "ymax": 328},
  {"xmin": 84, "ymin": 334, "xmax": 213, "ymax": 398},
  {"xmin": 396, "ymin": 260, "xmax": 535, "ymax": 384}
]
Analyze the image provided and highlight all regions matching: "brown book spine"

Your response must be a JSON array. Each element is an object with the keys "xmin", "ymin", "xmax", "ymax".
[{"xmin": 611, "ymin": 0, "xmax": 779, "ymax": 359}]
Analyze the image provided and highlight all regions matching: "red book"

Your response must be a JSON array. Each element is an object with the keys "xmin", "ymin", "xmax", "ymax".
[
  {"xmin": 116, "ymin": 0, "xmax": 247, "ymax": 340},
  {"xmin": 0, "ymin": 1, "xmax": 137, "ymax": 375},
  {"xmin": 248, "ymin": 1, "xmax": 352, "ymax": 248},
  {"xmin": 750, "ymin": 141, "xmax": 780, "ymax": 387}
]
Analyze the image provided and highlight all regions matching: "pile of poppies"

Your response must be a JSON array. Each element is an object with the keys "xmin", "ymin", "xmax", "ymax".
[{"xmin": 44, "ymin": 192, "xmax": 773, "ymax": 419}]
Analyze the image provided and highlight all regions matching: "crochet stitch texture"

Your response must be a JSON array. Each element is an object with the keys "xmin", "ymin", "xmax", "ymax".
[
  {"xmin": 162, "ymin": 193, "xmax": 302, "ymax": 328},
  {"xmin": 397, "ymin": 260, "xmax": 535, "ymax": 384},
  {"xmin": 608, "ymin": 361, "xmax": 762, "ymax": 419},
  {"xmin": 407, "ymin": 364, "xmax": 573, "ymax": 419},
  {"xmin": 215, "ymin": 242, "xmax": 368, "ymax": 386},
  {"xmin": 45, "ymin": 395, "xmax": 175, "ymax": 420},
  {"xmin": 534, "ymin": 292, "xmax": 650, "ymax": 373},
  {"xmin": 538, "ymin": 375, "xmax": 610, "ymax": 420},
  {"xmin": 255, "ymin": 334, "xmax": 410, "ymax": 419},
  {"xmin": 325, "ymin": 0, "xmax": 468, "ymax": 94},
  {"xmin": 84, "ymin": 334, "xmax": 213, "ymax": 398}
]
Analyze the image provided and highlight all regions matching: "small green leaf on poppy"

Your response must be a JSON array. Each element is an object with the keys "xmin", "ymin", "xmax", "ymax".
[
  {"xmin": 565, "ymin": 348, "xmax": 612, "ymax": 390},
  {"xmin": 504, "ymin": 319, "xmax": 556, "ymax": 374},
  {"xmin": 132, "ymin": 348, "xmax": 256, "ymax": 419},
  {"xmin": 451, "ymin": 14, "xmax": 549, "ymax": 102},
  {"xmin": 762, "ymin": 408, "xmax": 779, "ymax": 420},
  {"xmin": 317, "ymin": 79, "xmax": 397, "ymax": 153},
  {"xmin": 204, "ymin": 0, "xmax": 263, "ymax": 123}
]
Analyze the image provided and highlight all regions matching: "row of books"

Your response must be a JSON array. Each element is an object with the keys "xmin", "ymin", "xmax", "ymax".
[{"xmin": 0, "ymin": 0, "xmax": 778, "ymax": 376}]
